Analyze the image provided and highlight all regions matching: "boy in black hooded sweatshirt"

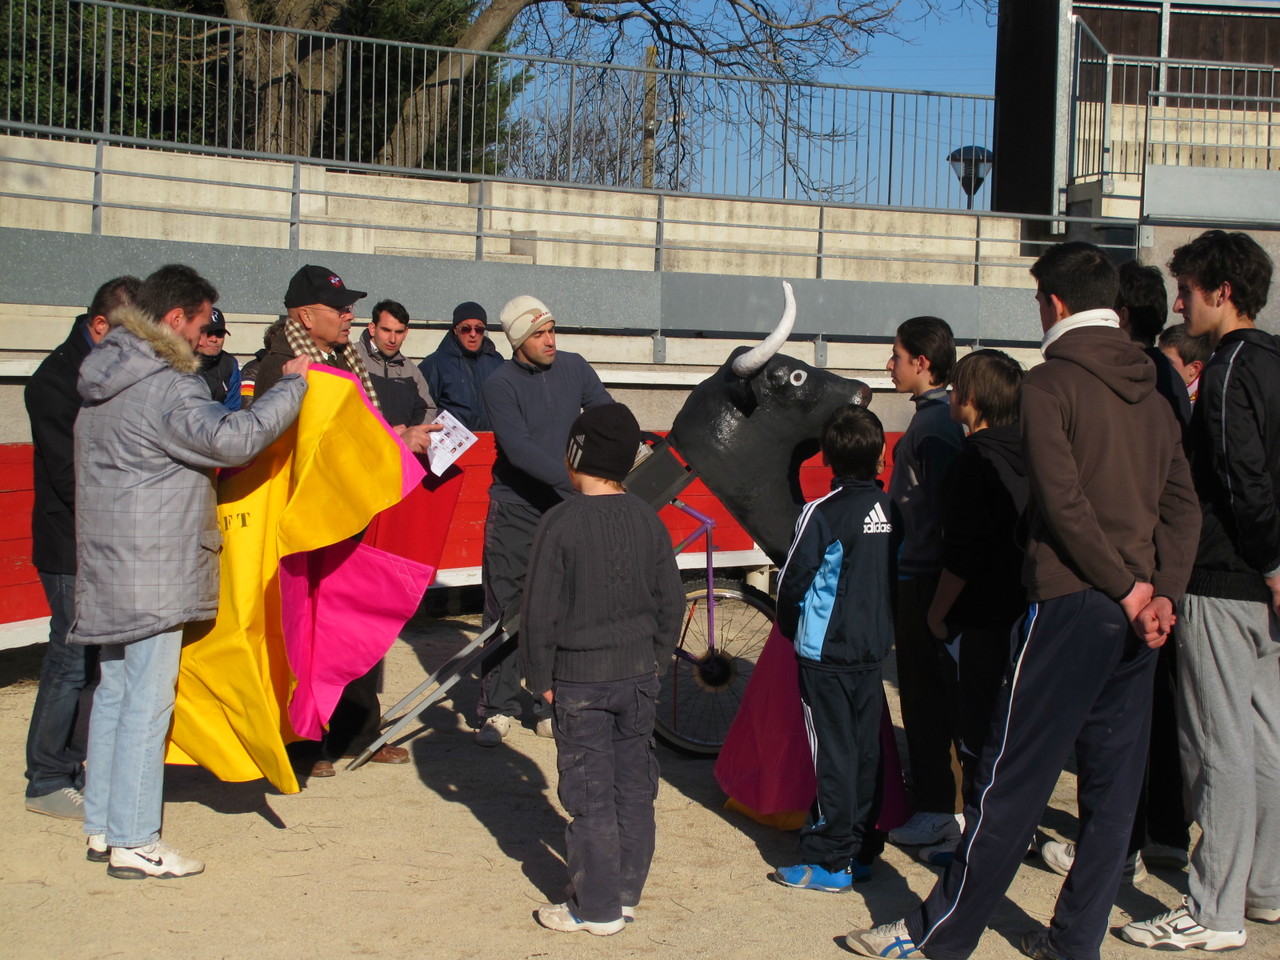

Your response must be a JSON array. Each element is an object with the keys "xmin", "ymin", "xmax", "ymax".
[{"xmin": 925, "ymin": 349, "xmax": 1027, "ymax": 859}]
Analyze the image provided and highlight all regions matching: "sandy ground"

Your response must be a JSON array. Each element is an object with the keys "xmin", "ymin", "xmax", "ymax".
[{"xmin": 4, "ymin": 603, "xmax": 1277, "ymax": 960}]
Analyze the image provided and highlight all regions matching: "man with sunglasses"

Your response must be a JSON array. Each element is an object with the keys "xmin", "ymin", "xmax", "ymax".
[{"xmin": 419, "ymin": 301, "xmax": 505, "ymax": 431}]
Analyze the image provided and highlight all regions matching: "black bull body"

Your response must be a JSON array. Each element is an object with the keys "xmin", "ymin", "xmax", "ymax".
[{"xmin": 668, "ymin": 285, "xmax": 872, "ymax": 566}]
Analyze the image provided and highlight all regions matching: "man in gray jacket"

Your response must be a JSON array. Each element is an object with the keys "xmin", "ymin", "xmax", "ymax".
[{"xmin": 71, "ymin": 264, "xmax": 309, "ymax": 880}]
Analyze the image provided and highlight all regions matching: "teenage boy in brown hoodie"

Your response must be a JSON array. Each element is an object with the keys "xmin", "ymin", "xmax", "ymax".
[{"xmin": 845, "ymin": 242, "xmax": 1199, "ymax": 960}]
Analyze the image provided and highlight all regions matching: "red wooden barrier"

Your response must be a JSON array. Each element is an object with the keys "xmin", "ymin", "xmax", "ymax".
[{"xmin": 0, "ymin": 431, "xmax": 903, "ymax": 625}]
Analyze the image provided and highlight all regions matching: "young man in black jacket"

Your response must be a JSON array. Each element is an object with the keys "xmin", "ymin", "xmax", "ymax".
[
  {"xmin": 23, "ymin": 276, "xmax": 139, "ymax": 821},
  {"xmin": 1123, "ymin": 230, "xmax": 1280, "ymax": 952}
]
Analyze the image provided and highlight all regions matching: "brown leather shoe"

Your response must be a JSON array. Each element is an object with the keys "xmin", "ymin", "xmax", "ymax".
[
  {"xmin": 366, "ymin": 744, "xmax": 410, "ymax": 764},
  {"xmin": 310, "ymin": 759, "xmax": 336, "ymax": 778}
]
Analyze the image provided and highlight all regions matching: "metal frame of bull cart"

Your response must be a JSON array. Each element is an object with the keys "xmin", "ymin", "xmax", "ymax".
[{"xmin": 347, "ymin": 433, "xmax": 775, "ymax": 769}]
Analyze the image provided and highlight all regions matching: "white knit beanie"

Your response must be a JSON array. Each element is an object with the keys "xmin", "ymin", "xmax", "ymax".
[{"xmin": 500, "ymin": 295, "xmax": 553, "ymax": 351}]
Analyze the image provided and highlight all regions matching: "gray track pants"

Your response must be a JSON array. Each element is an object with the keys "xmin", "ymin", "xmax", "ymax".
[{"xmin": 1177, "ymin": 593, "xmax": 1280, "ymax": 931}]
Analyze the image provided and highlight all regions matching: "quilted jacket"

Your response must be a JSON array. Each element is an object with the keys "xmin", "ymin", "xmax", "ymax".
[{"xmin": 69, "ymin": 305, "xmax": 306, "ymax": 645}]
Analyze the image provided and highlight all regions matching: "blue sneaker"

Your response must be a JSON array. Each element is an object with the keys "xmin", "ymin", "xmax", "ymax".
[{"xmin": 771, "ymin": 862, "xmax": 860, "ymax": 893}]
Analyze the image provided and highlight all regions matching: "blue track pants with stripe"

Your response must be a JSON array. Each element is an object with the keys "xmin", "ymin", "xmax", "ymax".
[{"xmin": 904, "ymin": 589, "xmax": 1156, "ymax": 960}]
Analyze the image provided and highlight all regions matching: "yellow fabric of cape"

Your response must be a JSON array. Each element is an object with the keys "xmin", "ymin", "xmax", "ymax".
[{"xmin": 166, "ymin": 370, "xmax": 413, "ymax": 794}]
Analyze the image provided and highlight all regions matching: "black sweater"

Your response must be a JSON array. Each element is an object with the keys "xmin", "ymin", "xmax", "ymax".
[
  {"xmin": 521, "ymin": 492, "xmax": 683, "ymax": 694},
  {"xmin": 940, "ymin": 424, "xmax": 1029, "ymax": 631}
]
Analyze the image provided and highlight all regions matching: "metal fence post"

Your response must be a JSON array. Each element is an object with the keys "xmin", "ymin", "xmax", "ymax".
[
  {"xmin": 92, "ymin": 141, "xmax": 105, "ymax": 236},
  {"xmin": 566, "ymin": 63, "xmax": 577, "ymax": 181},
  {"xmin": 1102, "ymin": 54, "xmax": 1115, "ymax": 178},
  {"xmin": 102, "ymin": 6, "xmax": 114, "ymax": 136},
  {"xmin": 654, "ymin": 193, "xmax": 665, "ymax": 272},
  {"xmin": 226, "ymin": 27, "xmax": 236, "ymax": 151},
  {"xmin": 290, "ymin": 162, "xmax": 300, "ymax": 251},
  {"xmin": 475, "ymin": 179, "xmax": 486, "ymax": 261}
]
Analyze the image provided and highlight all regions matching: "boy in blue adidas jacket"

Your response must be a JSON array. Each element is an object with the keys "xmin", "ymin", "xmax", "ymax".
[{"xmin": 771, "ymin": 404, "xmax": 896, "ymax": 893}]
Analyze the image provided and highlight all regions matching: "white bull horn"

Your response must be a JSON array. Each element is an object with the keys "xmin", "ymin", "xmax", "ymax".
[{"xmin": 731, "ymin": 281, "xmax": 796, "ymax": 378}]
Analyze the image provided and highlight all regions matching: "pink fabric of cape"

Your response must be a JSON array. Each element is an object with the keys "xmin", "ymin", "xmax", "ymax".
[
  {"xmin": 280, "ymin": 539, "xmax": 435, "ymax": 740},
  {"xmin": 714, "ymin": 623, "xmax": 912, "ymax": 832}
]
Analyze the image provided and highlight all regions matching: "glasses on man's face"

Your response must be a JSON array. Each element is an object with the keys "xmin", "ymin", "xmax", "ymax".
[
  {"xmin": 456, "ymin": 325, "xmax": 486, "ymax": 335},
  {"xmin": 202, "ymin": 330, "xmax": 226, "ymax": 338}
]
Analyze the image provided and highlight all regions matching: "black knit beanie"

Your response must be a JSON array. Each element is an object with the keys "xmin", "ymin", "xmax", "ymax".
[
  {"xmin": 566, "ymin": 403, "xmax": 641, "ymax": 483},
  {"xmin": 452, "ymin": 301, "xmax": 488, "ymax": 326}
]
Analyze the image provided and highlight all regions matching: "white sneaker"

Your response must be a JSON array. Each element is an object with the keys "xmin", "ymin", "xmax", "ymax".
[
  {"xmin": 535, "ymin": 902, "xmax": 625, "ymax": 936},
  {"xmin": 844, "ymin": 919, "xmax": 923, "ymax": 958},
  {"xmin": 1119, "ymin": 900, "xmax": 1246, "ymax": 951},
  {"xmin": 888, "ymin": 812, "xmax": 963, "ymax": 847},
  {"xmin": 1246, "ymin": 905, "xmax": 1280, "ymax": 925},
  {"xmin": 86, "ymin": 833, "xmax": 109, "ymax": 863},
  {"xmin": 535, "ymin": 717, "xmax": 555, "ymax": 739},
  {"xmin": 1040, "ymin": 840, "xmax": 1147, "ymax": 882},
  {"xmin": 107, "ymin": 839, "xmax": 205, "ymax": 880},
  {"xmin": 474, "ymin": 715, "xmax": 511, "ymax": 747}
]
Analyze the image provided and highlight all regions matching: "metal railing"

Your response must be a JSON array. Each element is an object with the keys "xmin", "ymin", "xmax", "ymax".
[
  {"xmin": 1070, "ymin": 17, "xmax": 1280, "ymax": 181},
  {"xmin": 1, "ymin": 140, "xmax": 1139, "ymax": 298},
  {"xmin": 2, "ymin": 0, "xmax": 996, "ymax": 209},
  {"xmin": 1145, "ymin": 90, "xmax": 1279, "ymax": 172}
]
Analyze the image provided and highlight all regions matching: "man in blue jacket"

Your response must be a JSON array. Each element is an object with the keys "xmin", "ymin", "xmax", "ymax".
[
  {"xmin": 419, "ymin": 301, "xmax": 504, "ymax": 431},
  {"xmin": 474, "ymin": 295, "xmax": 611, "ymax": 746}
]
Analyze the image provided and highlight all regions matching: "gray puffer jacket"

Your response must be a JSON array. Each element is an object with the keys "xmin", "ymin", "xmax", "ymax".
[{"xmin": 69, "ymin": 306, "xmax": 307, "ymax": 645}]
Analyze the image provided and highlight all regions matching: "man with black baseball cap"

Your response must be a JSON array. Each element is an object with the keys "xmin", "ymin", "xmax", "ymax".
[{"xmin": 258, "ymin": 264, "xmax": 417, "ymax": 776}]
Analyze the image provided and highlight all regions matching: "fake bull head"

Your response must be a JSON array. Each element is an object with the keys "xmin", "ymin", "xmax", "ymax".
[{"xmin": 668, "ymin": 282, "xmax": 872, "ymax": 566}]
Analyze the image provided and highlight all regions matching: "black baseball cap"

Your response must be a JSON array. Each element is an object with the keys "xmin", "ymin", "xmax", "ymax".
[
  {"xmin": 283, "ymin": 265, "xmax": 367, "ymax": 309},
  {"xmin": 204, "ymin": 307, "xmax": 228, "ymax": 336}
]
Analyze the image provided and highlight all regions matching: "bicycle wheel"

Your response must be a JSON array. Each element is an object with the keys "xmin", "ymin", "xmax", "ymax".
[{"xmin": 654, "ymin": 581, "xmax": 775, "ymax": 756}]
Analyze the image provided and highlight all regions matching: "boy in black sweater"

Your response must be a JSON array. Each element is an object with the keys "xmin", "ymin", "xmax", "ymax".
[
  {"xmin": 522, "ymin": 402, "xmax": 683, "ymax": 936},
  {"xmin": 771, "ymin": 405, "xmax": 895, "ymax": 893}
]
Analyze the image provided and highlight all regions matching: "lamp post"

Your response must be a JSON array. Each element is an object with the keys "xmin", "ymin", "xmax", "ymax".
[{"xmin": 948, "ymin": 145, "xmax": 995, "ymax": 210}]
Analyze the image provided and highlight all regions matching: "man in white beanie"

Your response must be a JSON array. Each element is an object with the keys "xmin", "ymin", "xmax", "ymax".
[{"xmin": 474, "ymin": 296, "xmax": 612, "ymax": 746}]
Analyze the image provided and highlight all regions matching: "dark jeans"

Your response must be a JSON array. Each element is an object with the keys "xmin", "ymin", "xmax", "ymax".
[
  {"xmin": 554, "ymin": 674, "xmax": 660, "ymax": 924},
  {"xmin": 797, "ymin": 662, "xmax": 886, "ymax": 870},
  {"xmin": 895, "ymin": 574, "xmax": 963, "ymax": 813},
  {"xmin": 25, "ymin": 572, "xmax": 96, "ymax": 798},
  {"xmin": 906, "ymin": 591, "xmax": 1156, "ymax": 960},
  {"xmin": 480, "ymin": 499, "xmax": 549, "ymax": 722},
  {"xmin": 954, "ymin": 623, "xmax": 1014, "ymax": 806},
  {"xmin": 1129, "ymin": 638, "xmax": 1190, "ymax": 853}
]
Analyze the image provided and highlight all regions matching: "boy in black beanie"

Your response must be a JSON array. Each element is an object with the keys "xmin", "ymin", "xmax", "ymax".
[{"xmin": 522, "ymin": 402, "xmax": 683, "ymax": 936}]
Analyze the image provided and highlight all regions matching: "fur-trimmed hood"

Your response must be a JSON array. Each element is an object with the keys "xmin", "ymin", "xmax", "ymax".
[{"xmin": 79, "ymin": 304, "xmax": 200, "ymax": 402}]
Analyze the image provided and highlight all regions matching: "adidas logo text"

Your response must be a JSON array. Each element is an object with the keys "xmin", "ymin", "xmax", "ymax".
[{"xmin": 863, "ymin": 502, "xmax": 892, "ymax": 534}]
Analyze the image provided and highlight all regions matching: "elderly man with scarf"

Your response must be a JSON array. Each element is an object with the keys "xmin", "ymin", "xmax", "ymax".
[{"xmin": 256, "ymin": 264, "xmax": 418, "ymax": 777}]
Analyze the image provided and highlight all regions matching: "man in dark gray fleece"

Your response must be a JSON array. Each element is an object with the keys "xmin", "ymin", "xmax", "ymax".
[{"xmin": 474, "ymin": 295, "xmax": 611, "ymax": 746}]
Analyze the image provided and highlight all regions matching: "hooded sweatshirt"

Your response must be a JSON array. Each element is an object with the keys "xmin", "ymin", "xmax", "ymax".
[
  {"xmin": 1019, "ymin": 322, "xmax": 1199, "ymax": 604},
  {"xmin": 940, "ymin": 423, "xmax": 1029, "ymax": 629},
  {"xmin": 1185, "ymin": 327, "xmax": 1280, "ymax": 603}
]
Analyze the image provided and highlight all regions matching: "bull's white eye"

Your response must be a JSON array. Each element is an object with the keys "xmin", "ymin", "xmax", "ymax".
[{"xmin": 789, "ymin": 370, "xmax": 808, "ymax": 386}]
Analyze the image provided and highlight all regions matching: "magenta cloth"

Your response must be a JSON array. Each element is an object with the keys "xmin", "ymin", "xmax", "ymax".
[
  {"xmin": 714, "ymin": 622, "xmax": 912, "ymax": 832},
  {"xmin": 280, "ymin": 538, "xmax": 435, "ymax": 740},
  {"xmin": 714, "ymin": 624, "xmax": 816, "ymax": 813}
]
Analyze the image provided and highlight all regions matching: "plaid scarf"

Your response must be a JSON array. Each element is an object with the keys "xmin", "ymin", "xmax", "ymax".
[{"xmin": 283, "ymin": 316, "xmax": 382, "ymax": 414}]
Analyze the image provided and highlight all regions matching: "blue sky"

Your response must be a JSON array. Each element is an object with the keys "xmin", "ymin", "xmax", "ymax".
[{"xmin": 843, "ymin": 2, "xmax": 997, "ymax": 95}]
